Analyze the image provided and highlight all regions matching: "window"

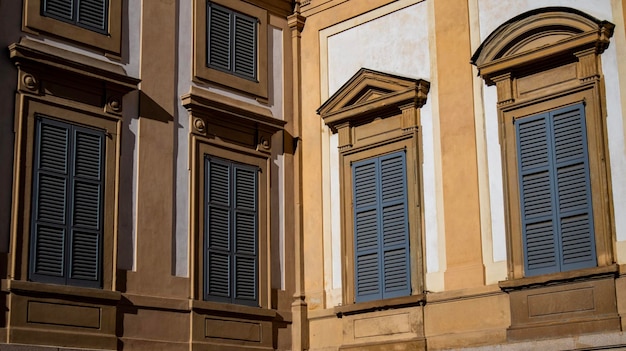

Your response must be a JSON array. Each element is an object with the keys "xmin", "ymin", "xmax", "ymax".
[
  {"xmin": 318, "ymin": 68, "xmax": 430, "ymax": 307},
  {"xmin": 23, "ymin": 0, "xmax": 122, "ymax": 56},
  {"xmin": 207, "ymin": 2, "xmax": 257, "ymax": 81},
  {"xmin": 516, "ymin": 103, "xmax": 596, "ymax": 276},
  {"xmin": 352, "ymin": 151, "xmax": 411, "ymax": 303},
  {"xmin": 42, "ymin": 0, "xmax": 109, "ymax": 34},
  {"xmin": 471, "ymin": 8, "xmax": 615, "ymax": 281},
  {"xmin": 29, "ymin": 116, "xmax": 105, "ymax": 288},
  {"xmin": 204, "ymin": 156, "xmax": 259, "ymax": 306},
  {"xmin": 193, "ymin": 0, "xmax": 268, "ymax": 99}
]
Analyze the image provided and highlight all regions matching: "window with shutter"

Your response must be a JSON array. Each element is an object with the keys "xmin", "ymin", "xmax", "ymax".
[
  {"xmin": 29, "ymin": 116, "xmax": 105, "ymax": 288},
  {"xmin": 42, "ymin": 0, "xmax": 109, "ymax": 34},
  {"xmin": 352, "ymin": 151, "xmax": 411, "ymax": 303},
  {"xmin": 516, "ymin": 103, "xmax": 596, "ymax": 277},
  {"xmin": 205, "ymin": 156, "xmax": 258, "ymax": 306},
  {"xmin": 207, "ymin": 2, "xmax": 257, "ymax": 81}
]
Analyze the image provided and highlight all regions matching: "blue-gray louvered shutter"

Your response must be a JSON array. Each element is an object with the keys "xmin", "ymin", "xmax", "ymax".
[
  {"xmin": 353, "ymin": 151, "xmax": 410, "ymax": 303},
  {"xmin": 353, "ymin": 158, "xmax": 381, "ymax": 302},
  {"xmin": 552, "ymin": 104, "xmax": 596, "ymax": 272},
  {"xmin": 516, "ymin": 103, "xmax": 596, "ymax": 277},
  {"xmin": 379, "ymin": 153, "xmax": 411, "ymax": 299},
  {"xmin": 233, "ymin": 13, "xmax": 257, "ymax": 80},
  {"xmin": 30, "ymin": 117, "xmax": 104, "ymax": 288},
  {"xmin": 205, "ymin": 157, "xmax": 258, "ymax": 306},
  {"xmin": 233, "ymin": 165, "xmax": 258, "ymax": 305},
  {"xmin": 43, "ymin": 0, "xmax": 108, "ymax": 34},
  {"xmin": 207, "ymin": 3, "xmax": 232, "ymax": 72}
]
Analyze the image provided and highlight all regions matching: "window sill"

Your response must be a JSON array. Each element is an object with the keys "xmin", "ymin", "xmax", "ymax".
[
  {"xmin": 1, "ymin": 279, "xmax": 122, "ymax": 302},
  {"xmin": 190, "ymin": 299, "xmax": 277, "ymax": 320},
  {"xmin": 333, "ymin": 293, "xmax": 425, "ymax": 317},
  {"xmin": 499, "ymin": 264, "xmax": 619, "ymax": 291}
]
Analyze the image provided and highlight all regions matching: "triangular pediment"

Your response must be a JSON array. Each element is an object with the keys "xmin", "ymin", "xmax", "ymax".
[{"xmin": 318, "ymin": 68, "xmax": 429, "ymax": 130}]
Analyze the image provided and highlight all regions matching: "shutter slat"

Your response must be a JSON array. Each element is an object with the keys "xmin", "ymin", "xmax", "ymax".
[
  {"xmin": 207, "ymin": 252, "xmax": 230, "ymax": 297},
  {"xmin": 234, "ymin": 257, "xmax": 256, "ymax": 301}
]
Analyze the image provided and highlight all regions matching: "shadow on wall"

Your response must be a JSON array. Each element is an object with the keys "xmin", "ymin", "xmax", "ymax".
[{"xmin": 0, "ymin": 0, "xmax": 23, "ymax": 253}]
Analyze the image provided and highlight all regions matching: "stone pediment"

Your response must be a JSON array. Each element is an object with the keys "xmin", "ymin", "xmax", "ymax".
[
  {"xmin": 471, "ymin": 7, "xmax": 614, "ymax": 84},
  {"xmin": 317, "ymin": 68, "xmax": 429, "ymax": 132}
]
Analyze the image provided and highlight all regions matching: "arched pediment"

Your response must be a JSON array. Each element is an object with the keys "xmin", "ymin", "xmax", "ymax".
[
  {"xmin": 471, "ymin": 7, "xmax": 614, "ymax": 84},
  {"xmin": 318, "ymin": 68, "xmax": 429, "ymax": 132}
]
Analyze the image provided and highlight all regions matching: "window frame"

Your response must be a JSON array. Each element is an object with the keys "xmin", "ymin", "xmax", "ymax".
[
  {"xmin": 23, "ymin": 0, "xmax": 122, "ymax": 57},
  {"xmin": 193, "ymin": 0, "xmax": 268, "ymax": 99},
  {"xmin": 29, "ymin": 115, "xmax": 107, "ymax": 289},
  {"xmin": 17, "ymin": 99, "xmax": 118, "ymax": 291},
  {"xmin": 318, "ymin": 69, "xmax": 430, "ymax": 309},
  {"xmin": 500, "ymin": 90, "xmax": 613, "ymax": 280},
  {"xmin": 194, "ymin": 141, "xmax": 269, "ymax": 308}
]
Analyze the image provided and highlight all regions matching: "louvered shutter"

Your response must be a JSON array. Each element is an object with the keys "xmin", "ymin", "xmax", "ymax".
[
  {"xmin": 233, "ymin": 165, "xmax": 257, "ymax": 305},
  {"xmin": 68, "ymin": 126, "xmax": 105, "ymax": 287},
  {"xmin": 206, "ymin": 158, "xmax": 232, "ymax": 302},
  {"xmin": 208, "ymin": 3, "xmax": 232, "ymax": 72},
  {"xmin": 516, "ymin": 103, "xmax": 596, "ymax": 277},
  {"xmin": 552, "ymin": 104, "xmax": 596, "ymax": 271},
  {"xmin": 353, "ymin": 151, "xmax": 410, "ymax": 303},
  {"xmin": 30, "ymin": 117, "xmax": 104, "ymax": 287},
  {"xmin": 207, "ymin": 2, "xmax": 257, "ymax": 80},
  {"xmin": 43, "ymin": 0, "xmax": 74, "ymax": 21},
  {"xmin": 379, "ymin": 153, "xmax": 411, "ymax": 299},
  {"xmin": 42, "ymin": 0, "xmax": 108, "ymax": 34},
  {"xmin": 31, "ymin": 118, "xmax": 70, "ymax": 285},
  {"xmin": 205, "ymin": 157, "xmax": 258, "ymax": 306},
  {"xmin": 76, "ymin": 0, "xmax": 108, "ymax": 33},
  {"xmin": 233, "ymin": 14, "xmax": 257, "ymax": 80},
  {"xmin": 353, "ymin": 158, "xmax": 381, "ymax": 302}
]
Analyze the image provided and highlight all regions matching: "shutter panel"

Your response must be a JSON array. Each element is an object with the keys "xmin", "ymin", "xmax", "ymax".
[
  {"xmin": 206, "ymin": 158, "xmax": 232, "ymax": 301},
  {"xmin": 353, "ymin": 159, "xmax": 381, "ymax": 302},
  {"xmin": 233, "ymin": 14, "xmax": 257, "ymax": 79},
  {"xmin": 207, "ymin": 4, "xmax": 232, "ymax": 72},
  {"xmin": 517, "ymin": 103, "xmax": 596, "ymax": 277},
  {"xmin": 380, "ymin": 152, "xmax": 411, "ymax": 298},
  {"xmin": 69, "ymin": 128, "xmax": 104, "ymax": 287},
  {"xmin": 31, "ymin": 119, "xmax": 70, "ymax": 284},
  {"xmin": 517, "ymin": 114, "xmax": 560, "ymax": 276},
  {"xmin": 233, "ymin": 165, "xmax": 258, "ymax": 305},
  {"xmin": 77, "ymin": 0, "xmax": 108, "ymax": 33},
  {"xmin": 43, "ymin": 0, "xmax": 74, "ymax": 21},
  {"xmin": 552, "ymin": 104, "xmax": 596, "ymax": 271}
]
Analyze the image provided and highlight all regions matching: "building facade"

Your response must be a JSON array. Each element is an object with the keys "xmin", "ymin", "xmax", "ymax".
[{"xmin": 2, "ymin": 0, "xmax": 626, "ymax": 350}]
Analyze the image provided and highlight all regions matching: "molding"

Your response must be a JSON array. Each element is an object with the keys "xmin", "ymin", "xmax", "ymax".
[
  {"xmin": 334, "ymin": 294, "xmax": 425, "ymax": 317},
  {"xmin": 318, "ymin": 68, "xmax": 430, "ymax": 132},
  {"xmin": 471, "ymin": 7, "xmax": 615, "ymax": 85},
  {"xmin": 2, "ymin": 279, "xmax": 121, "ymax": 301},
  {"xmin": 9, "ymin": 37, "xmax": 139, "ymax": 90},
  {"xmin": 499, "ymin": 264, "xmax": 619, "ymax": 291}
]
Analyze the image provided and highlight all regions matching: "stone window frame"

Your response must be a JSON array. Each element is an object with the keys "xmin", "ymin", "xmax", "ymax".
[
  {"xmin": 471, "ymin": 7, "xmax": 616, "ymax": 286},
  {"xmin": 318, "ymin": 68, "xmax": 430, "ymax": 312},
  {"xmin": 182, "ymin": 86, "xmax": 285, "ymax": 348},
  {"xmin": 23, "ymin": 0, "xmax": 122, "ymax": 57},
  {"xmin": 193, "ymin": 0, "xmax": 268, "ymax": 100}
]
